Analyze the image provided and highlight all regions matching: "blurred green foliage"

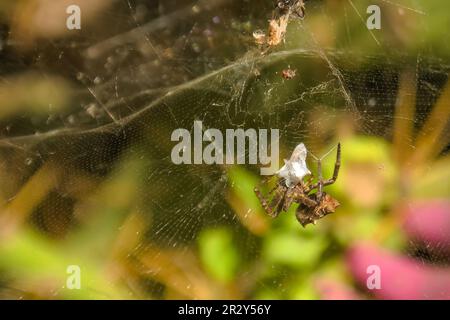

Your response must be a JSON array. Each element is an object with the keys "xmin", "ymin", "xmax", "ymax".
[{"xmin": 198, "ymin": 228, "xmax": 240, "ymax": 283}]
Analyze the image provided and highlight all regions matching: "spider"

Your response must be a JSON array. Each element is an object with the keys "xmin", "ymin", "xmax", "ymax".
[
  {"xmin": 281, "ymin": 67, "xmax": 297, "ymax": 80},
  {"xmin": 254, "ymin": 142, "xmax": 341, "ymax": 227}
]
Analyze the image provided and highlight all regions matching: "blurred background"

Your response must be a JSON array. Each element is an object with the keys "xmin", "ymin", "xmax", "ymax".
[{"xmin": 0, "ymin": 0, "xmax": 448, "ymax": 299}]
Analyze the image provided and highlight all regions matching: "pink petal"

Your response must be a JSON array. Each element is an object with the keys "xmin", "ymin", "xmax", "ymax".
[
  {"xmin": 402, "ymin": 200, "xmax": 450, "ymax": 250},
  {"xmin": 347, "ymin": 243, "xmax": 450, "ymax": 299},
  {"xmin": 316, "ymin": 278, "xmax": 361, "ymax": 300}
]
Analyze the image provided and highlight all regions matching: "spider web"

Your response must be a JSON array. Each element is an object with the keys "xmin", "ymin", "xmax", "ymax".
[{"xmin": 0, "ymin": 0, "xmax": 448, "ymax": 299}]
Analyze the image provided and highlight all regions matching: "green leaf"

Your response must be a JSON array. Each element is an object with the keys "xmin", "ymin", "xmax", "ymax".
[
  {"xmin": 263, "ymin": 231, "xmax": 327, "ymax": 269},
  {"xmin": 198, "ymin": 228, "xmax": 240, "ymax": 283},
  {"xmin": 227, "ymin": 166, "xmax": 261, "ymax": 212}
]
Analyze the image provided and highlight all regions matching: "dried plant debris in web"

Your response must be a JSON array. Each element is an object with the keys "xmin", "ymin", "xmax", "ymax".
[
  {"xmin": 254, "ymin": 143, "xmax": 341, "ymax": 227},
  {"xmin": 253, "ymin": 0, "xmax": 307, "ymax": 50}
]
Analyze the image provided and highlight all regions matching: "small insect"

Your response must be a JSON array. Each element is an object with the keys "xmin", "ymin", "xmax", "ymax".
[
  {"xmin": 254, "ymin": 143, "xmax": 341, "ymax": 227},
  {"xmin": 281, "ymin": 67, "xmax": 297, "ymax": 80},
  {"xmin": 275, "ymin": 0, "xmax": 307, "ymax": 19}
]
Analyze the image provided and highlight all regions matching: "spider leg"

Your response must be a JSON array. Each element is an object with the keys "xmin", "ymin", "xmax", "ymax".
[
  {"xmin": 282, "ymin": 184, "xmax": 318, "ymax": 212},
  {"xmin": 267, "ymin": 179, "xmax": 282, "ymax": 194},
  {"xmin": 253, "ymin": 175, "xmax": 277, "ymax": 202},
  {"xmin": 254, "ymin": 182, "xmax": 286, "ymax": 218},
  {"xmin": 303, "ymin": 158, "xmax": 324, "ymax": 200},
  {"xmin": 323, "ymin": 142, "xmax": 341, "ymax": 187},
  {"xmin": 254, "ymin": 187, "xmax": 274, "ymax": 216},
  {"xmin": 268, "ymin": 185, "xmax": 287, "ymax": 217},
  {"xmin": 297, "ymin": 192, "xmax": 318, "ymax": 208},
  {"xmin": 306, "ymin": 175, "xmax": 314, "ymax": 184},
  {"xmin": 304, "ymin": 143, "xmax": 341, "ymax": 193},
  {"xmin": 303, "ymin": 176, "xmax": 316, "ymax": 194},
  {"xmin": 316, "ymin": 158, "xmax": 323, "ymax": 201},
  {"xmin": 282, "ymin": 187, "xmax": 295, "ymax": 212},
  {"xmin": 254, "ymin": 176, "xmax": 274, "ymax": 215}
]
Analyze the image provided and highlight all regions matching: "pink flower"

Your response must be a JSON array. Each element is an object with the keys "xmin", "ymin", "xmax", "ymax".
[
  {"xmin": 347, "ymin": 243, "xmax": 450, "ymax": 299},
  {"xmin": 316, "ymin": 278, "xmax": 361, "ymax": 300},
  {"xmin": 403, "ymin": 200, "xmax": 450, "ymax": 252}
]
